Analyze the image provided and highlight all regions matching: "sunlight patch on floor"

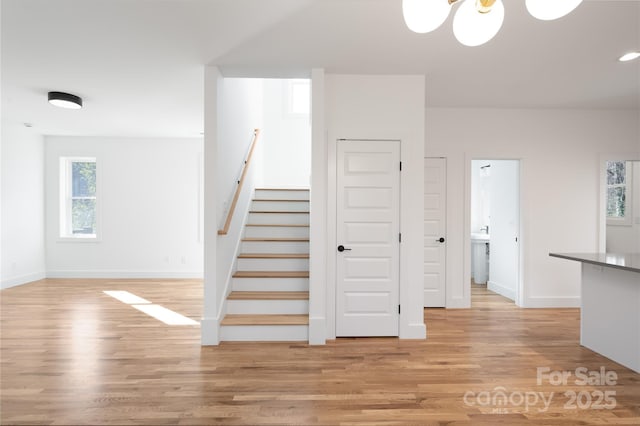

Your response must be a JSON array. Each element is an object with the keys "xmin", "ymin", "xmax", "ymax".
[
  {"xmin": 103, "ymin": 290, "xmax": 151, "ymax": 305},
  {"xmin": 103, "ymin": 290, "xmax": 197, "ymax": 325}
]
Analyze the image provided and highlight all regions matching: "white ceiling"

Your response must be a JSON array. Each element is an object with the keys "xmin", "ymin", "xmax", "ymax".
[{"xmin": 2, "ymin": 0, "xmax": 639, "ymax": 138}]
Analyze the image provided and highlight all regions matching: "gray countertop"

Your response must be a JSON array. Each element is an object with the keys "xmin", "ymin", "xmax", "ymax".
[{"xmin": 549, "ymin": 253, "xmax": 640, "ymax": 274}]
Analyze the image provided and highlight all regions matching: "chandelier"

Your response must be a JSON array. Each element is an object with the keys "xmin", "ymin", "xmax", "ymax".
[{"xmin": 403, "ymin": 0, "xmax": 584, "ymax": 47}]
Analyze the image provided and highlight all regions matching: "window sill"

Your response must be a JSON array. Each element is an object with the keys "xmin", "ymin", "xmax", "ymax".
[
  {"xmin": 57, "ymin": 236, "xmax": 101, "ymax": 243},
  {"xmin": 606, "ymin": 219, "xmax": 632, "ymax": 227}
]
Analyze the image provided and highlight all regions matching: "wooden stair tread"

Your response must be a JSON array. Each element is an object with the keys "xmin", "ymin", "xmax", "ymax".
[
  {"xmin": 221, "ymin": 314, "xmax": 309, "ymax": 326},
  {"xmin": 228, "ymin": 291, "xmax": 309, "ymax": 300},
  {"xmin": 233, "ymin": 271, "xmax": 309, "ymax": 278},
  {"xmin": 245, "ymin": 224, "xmax": 309, "ymax": 227},
  {"xmin": 238, "ymin": 253, "xmax": 309, "ymax": 259},
  {"xmin": 249, "ymin": 211, "xmax": 309, "ymax": 214},
  {"xmin": 253, "ymin": 199, "xmax": 309, "ymax": 202},
  {"xmin": 242, "ymin": 237, "xmax": 309, "ymax": 242},
  {"xmin": 255, "ymin": 188, "xmax": 309, "ymax": 191}
]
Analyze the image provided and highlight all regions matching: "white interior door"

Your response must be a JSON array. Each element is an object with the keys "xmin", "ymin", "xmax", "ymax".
[
  {"xmin": 336, "ymin": 139, "xmax": 400, "ymax": 337},
  {"xmin": 488, "ymin": 160, "xmax": 520, "ymax": 302},
  {"xmin": 423, "ymin": 158, "xmax": 447, "ymax": 307}
]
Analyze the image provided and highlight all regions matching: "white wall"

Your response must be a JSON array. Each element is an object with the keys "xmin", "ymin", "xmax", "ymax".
[
  {"xmin": 44, "ymin": 136, "xmax": 203, "ymax": 278},
  {"xmin": 426, "ymin": 108, "xmax": 639, "ymax": 308},
  {"xmin": 202, "ymin": 72, "xmax": 264, "ymax": 345},
  {"xmin": 261, "ymin": 79, "xmax": 311, "ymax": 187},
  {"xmin": 470, "ymin": 160, "xmax": 490, "ymax": 233},
  {"xmin": 216, "ymin": 78, "xmax": 264, "ymax": 323},
  {"xmin": 607, "ymin": 161, "xmax": 640, "ymax": 253},
  {"xmin": 1, "ymin": 122, "xmax": 46, "ymax": 288},
  {"xmin": 320, "ymin": 74, "xmax": 426, "ymax": 340}
]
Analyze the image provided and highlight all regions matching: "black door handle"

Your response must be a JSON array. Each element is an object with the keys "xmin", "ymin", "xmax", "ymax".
[
  {"xmin": 437, "ymin": 237, "xmax": 445, "ymax": 243},
  {"xmin": 337, "ymin": 245, "xmax": 352, "ymax": 252}
]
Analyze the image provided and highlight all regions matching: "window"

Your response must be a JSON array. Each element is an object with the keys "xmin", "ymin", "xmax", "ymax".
[
  {"xmin": 606, "ymin": 160, "xmax": 632, "ymax": 226},
  {"xmin": 60, "ymin": 157, "xmax": 98, "ymax": 238},
  {"xmin": 287, "ymin": 79, "xmax": 310, "ymax": 115}
]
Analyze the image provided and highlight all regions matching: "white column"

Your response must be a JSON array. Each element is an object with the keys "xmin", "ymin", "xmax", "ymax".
[
  {"xmin": 309, "ymin": 68, "xmax": 327, "ymax": 345},
  {"xmin": 201, "ymin": 66, "xmax": 223, "ymax": 345}
]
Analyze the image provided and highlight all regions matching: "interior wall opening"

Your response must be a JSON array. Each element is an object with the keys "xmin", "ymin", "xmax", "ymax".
[
  {"xmin": 470, "ymin": 159, "xmax": 521, "ymax": 306},
  {"xmin": 259, "ymin": 78, "xmax": 311, "ymax": 189}
]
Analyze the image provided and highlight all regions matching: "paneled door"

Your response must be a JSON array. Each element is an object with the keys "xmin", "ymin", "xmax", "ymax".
[
  {"xmin": 336, "ymin": 139, "xmax": 400, "ymax": 336},
  {"xmin": 423, "ymin": 158, "xmax": 446, "ymax": 307}
]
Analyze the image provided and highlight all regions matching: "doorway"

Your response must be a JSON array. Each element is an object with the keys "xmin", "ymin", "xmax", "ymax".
[
  {"xmin": 335, "ymin": 139, "xmax": 400, "ymax": 337},
  {"xmin": 470, "ymin": 160, "xmax": 521, "ymax": 305}
]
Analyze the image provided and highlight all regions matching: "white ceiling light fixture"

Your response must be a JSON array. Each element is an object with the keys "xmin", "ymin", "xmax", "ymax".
[
  {"xmin": 453, "ymin": 0, "xmax": 504, "ymax": 47},
  {"xmin": 525, "ymin": 0, "xmax": 583, "ymax": 21},
  {"xmin": 48, "ymin": 91, "xmax": 83, "ymax": 109},
  {"xmin": 403, "ymin": 0, "xmax": 583, "ymax": 47},
  {"xmin": 619, "ymin": 52, "xmax": 640, "ymax": 63},
  {"xmin": 402, "ymin": 0, "xmax": 451, "ymax": 34}
]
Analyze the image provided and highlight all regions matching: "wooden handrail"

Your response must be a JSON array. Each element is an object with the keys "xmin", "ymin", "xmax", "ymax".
[{"xmin": 218, "ymin": 129, "xmax": 261, "ymax": 235}]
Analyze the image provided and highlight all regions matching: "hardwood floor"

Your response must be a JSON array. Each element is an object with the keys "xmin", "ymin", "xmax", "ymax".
[{"xmin": 2, "ymin": 279, "xmax": 639, "ymax": 425}]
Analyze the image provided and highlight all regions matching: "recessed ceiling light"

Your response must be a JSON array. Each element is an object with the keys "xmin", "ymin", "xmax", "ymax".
[
  {"xmin": 619, "ymin": 52, "xmax": 640, "ymax": 62},
  {"xmin": 23, "ymin": 123, "xmax": 33, "ymax": 128},
  {"xmin": 48, "ymin": 91, "xmax": 83, "ymax": 109}
]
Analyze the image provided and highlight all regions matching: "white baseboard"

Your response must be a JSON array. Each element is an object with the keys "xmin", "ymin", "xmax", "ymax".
[
  {"xmin": 308, "ymin": 316, "xmax": 326, "ymax": 345},
  {"xmin": 200, "ymin": 317, "xmax": 220, "ymax": 345},
  {"xmin": 400, "ymin": 322, "xmax": 427, "ymax": 339},
  {"xmin": 1, "ymin": 271, "xmax": 46, "ymax": 289},
  {"xmin": 45, "ymin": 270, "xmax": 203, "ymax": 279},
  {"xmin": 524, "ymin": 296, "xmax": 580, "ymax": 308},
  {"xmin": 446, "ymin": 298, "xmax": 471, "ymax": 309},
  {"xmin": 488, "ymin": 280, "xmax": 516, "ymax": 301}
]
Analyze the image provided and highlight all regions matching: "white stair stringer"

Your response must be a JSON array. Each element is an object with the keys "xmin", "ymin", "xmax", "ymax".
[{"xmin": 220, "ymin": 188, "xmax": 310, "ymax": 342}]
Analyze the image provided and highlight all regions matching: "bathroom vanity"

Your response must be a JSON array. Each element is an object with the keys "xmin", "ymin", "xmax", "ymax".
[{"xmin": 549, "ymin": 253, "xmax": 640, "ymax": 373}]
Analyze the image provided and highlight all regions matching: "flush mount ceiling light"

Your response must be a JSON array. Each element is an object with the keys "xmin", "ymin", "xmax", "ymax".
[
  {"xmin": 619, "ymin": 52, "xmax": 640, "ymax": 62},
  {"xmin": 403, "ymin": 0, "xmax": 583, "ymax": 47},
  {"xmin": 48, "ymin": 91, "xmax": 83, "ymax": 109}
]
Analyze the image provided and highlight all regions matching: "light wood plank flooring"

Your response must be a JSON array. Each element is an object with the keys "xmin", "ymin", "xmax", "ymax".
[{"xmin": 2, "ymin": 279, "xmax": 639, "ymax": 425}]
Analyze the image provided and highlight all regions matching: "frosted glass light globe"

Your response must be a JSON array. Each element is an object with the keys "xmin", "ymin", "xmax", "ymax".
[
  {"xmin": 403, "ymin": 0, "xmax": 451, "ymax": 34},
  {"xmin": 453, "ymin": 0, "xmax": 504, "ymax": 47},
  {"xmin": 525, "ymin": 0, "xmax": 583, "ymax": 21}
]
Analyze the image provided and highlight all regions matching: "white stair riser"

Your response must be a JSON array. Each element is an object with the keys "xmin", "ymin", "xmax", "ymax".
[
  {"xmin": 244, "ymin": 226, "xmax": 309, "ymax": 239},
  {"xmin": 237, "ymin": 258, "xmax": 309, "ymax": 272},
  {"xmin": 252, "ymin": 200, "xmax": 309, "ymax": 212},
  {"xmin": 241, "ymin": 241, "xmax": 309, "ymax": 254},
  {"xmin": 232, "ymin": 277, "xmax": 309, "ymax": 292},
  {"xmin": 227, "ymin": 300, "xmax": 309, "ymax": 315},
  {"xmin": 254, "ymin": 190, "xmax": 309, "ymax": 201},
  {"xmin": 220, "ymin": 325, "xmax": 308, "ymax": 341},
  {"xmin": 248, "ymin": 212, "xmax": 309, "ymax": 225}
]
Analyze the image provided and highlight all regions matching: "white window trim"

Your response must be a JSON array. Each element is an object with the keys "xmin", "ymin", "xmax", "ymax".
[
  {"xmin": 59, "ymin": 156, "xmax": 101, "ymax": 241},
  {"xmin": 606, "ymin": 161, "xmax": 633, "ymax": 227}
]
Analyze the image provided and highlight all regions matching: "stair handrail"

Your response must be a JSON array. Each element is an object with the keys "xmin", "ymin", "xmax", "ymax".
[{"xmin": 218, "ymin": 129, "xmax": 261, "ymax": 235}]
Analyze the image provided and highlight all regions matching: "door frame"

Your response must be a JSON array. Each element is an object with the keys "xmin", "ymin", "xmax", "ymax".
[
  {"xmin": 327, "ymin": 138, "xmax": 403, "ymax": 338},
  {"xmin": 464, "ymin": 156, "xmax": 525, "ymax": 307},
  {"xmin": 423, "ymin": 157, "xmax": 447, "ymax": 307}
]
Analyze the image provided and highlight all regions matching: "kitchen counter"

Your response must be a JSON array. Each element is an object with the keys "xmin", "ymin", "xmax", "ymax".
[
  {"xmin": 550, "ymin": 252, "xmax": 639, "ymax": 373},
  {"xmin": 549, "ymin": 252, "xmax": 640, "ymax": 273}
]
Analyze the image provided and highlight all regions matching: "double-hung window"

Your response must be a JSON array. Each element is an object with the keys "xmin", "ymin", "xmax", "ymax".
[
  {"xmin": 60, "ymin": 157, "xmax": 98, "ymax": 238},
  {"xmin": 606, "ymin": 160, "xmax": 632, "ymax": 226}
]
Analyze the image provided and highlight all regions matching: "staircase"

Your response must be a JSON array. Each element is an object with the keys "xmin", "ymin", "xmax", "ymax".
[{"xmin": 220, "ymin": 188, "xmax": 310, "ymax": 342}]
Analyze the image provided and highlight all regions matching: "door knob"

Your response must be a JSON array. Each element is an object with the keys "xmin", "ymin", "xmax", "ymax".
[
  {"xmin": 437, "ymin": 237, "xmax": 445, "ymax": 243},
  {"xmin": 337, "ymin": 245, "xmax": 352, "ymax": 252}
]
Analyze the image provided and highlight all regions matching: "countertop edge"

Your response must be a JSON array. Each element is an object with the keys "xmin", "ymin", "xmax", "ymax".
[{"xmin": 549, "ymin": 253, "xmax": 640, "ymax": 274}]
